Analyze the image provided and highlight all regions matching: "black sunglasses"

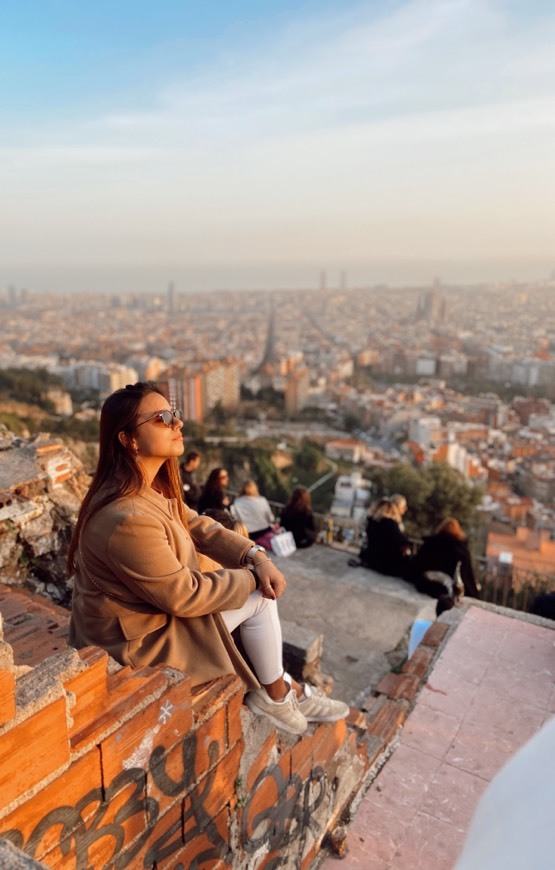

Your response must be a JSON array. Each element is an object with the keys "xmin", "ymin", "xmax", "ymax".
[{"xmin": 136, "ymin": 409, "xmax": 184, "ymax": 428}]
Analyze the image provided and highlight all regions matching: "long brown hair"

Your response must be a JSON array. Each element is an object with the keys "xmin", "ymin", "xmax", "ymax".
[
  {"xmin": 286, "ymin": 486, "xmax": 312, "ymax": 513},
  {"xmin": 435, "ymin": 517, "xmax": 466, "ymax": 540},
  {"xmin": 67, "ymin": 382, "xmax": 186, "ymax": 572}
]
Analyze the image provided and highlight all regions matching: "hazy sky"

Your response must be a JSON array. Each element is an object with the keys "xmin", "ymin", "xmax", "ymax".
[{"xmin": 2, "ymin": 0, "xmax": 555, "ymax": 292}]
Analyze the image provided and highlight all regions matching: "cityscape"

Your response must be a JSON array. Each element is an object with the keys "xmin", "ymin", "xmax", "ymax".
[
  {"xmin": 2, "ymin": 2, "xmax": 555, "ymax": 866},
  {"xmin": 1, "ymin": 276, "xmax": 554, "ymax": 580}
]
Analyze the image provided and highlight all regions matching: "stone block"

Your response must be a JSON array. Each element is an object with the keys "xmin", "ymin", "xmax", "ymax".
[
  {"xmin": 0, "ymin": 838, "xmax": 48, "ymax": 869},
  {"xmin": 281, "ymin": 619, "xmax": 324, "ymax": 681}
]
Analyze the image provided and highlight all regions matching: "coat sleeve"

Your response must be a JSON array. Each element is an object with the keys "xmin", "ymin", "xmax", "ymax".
[
  {"xmin": 105, "ymin": 512, "xmax": 255, "ymax": 617},
  {"xmin": 185, "ymin": 509, "xmax": 253, "ymax": 566}
]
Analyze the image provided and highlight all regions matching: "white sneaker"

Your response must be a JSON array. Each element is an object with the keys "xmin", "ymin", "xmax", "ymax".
[
  {"xmin": 246, "ymin": 686, "xmax": 308, "ymax": 735},
  {"xmin": 297, "ymin": 683, "xmax": 350, "ymax": 723}
]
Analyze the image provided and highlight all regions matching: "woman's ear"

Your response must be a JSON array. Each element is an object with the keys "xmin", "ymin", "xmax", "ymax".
[{"xmin": 118, "ymin": 431, "xmax": 131, "ymax": 449}]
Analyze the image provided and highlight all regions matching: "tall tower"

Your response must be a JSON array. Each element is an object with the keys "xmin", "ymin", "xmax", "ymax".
[{"xmin": 167, "ymin": 281, "xmax": 176, "ymax": 314}]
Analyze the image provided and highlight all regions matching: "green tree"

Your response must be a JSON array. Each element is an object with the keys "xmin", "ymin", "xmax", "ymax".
[
  {"xmin": 294, "ymin": 439, "xmax": 320, "ymax": 475},
  {"xmin": 367, "ymin": 462, "xmax": 483, "ymax": 539}
]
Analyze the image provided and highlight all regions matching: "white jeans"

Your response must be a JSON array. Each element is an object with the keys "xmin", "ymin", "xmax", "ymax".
[{"xmin": 221, "ymin": 590, "xmax": 283, "ymax": 686}]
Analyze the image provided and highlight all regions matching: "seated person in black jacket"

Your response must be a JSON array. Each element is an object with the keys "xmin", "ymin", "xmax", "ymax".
[
  {"xmin": 359, "ymin": 494, "xmax": 413, "ymax": 580},
  {"xmin": 411, "ymin": 517, "xmax": 479, "ymax": 599},
  {"xmin": 280, "ymin": 486, "xmax": 317, "ymax": 549}
]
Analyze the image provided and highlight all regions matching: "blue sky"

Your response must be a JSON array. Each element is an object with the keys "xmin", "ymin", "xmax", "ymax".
[{"xmin": 2, "ymin": 1, "xmax": 555, "ymax": 292}]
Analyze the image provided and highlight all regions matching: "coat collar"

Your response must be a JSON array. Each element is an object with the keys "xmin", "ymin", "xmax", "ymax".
[{"xmin": 138, "ymin": 486, "xmax": 179, "ymax": 519}]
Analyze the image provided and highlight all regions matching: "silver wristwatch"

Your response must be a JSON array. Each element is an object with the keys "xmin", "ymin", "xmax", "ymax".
[{"xmin": 246, "ymin": 545, "xmax": 267, "ymax": 565}]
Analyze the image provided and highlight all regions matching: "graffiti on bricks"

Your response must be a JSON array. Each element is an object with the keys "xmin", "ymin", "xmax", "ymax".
[
  {"xmin": 241, "ymin": 764, "xmax": 328, "ymax": 861},
  {"xmin": 0, "ymin": 733, "xmax": 227, "ymax": 869},
  {"xmin": 0, "ymin": 727, "xmax": 330, "ymax": 869}
]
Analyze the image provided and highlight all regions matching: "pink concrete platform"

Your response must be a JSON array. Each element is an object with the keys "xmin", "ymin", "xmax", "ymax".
[{"xmin": 319, "ymin": 603, "xmax": 555, "ymax": 869}]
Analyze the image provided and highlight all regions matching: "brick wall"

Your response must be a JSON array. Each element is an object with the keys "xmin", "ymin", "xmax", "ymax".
[{"xmin": 0, "ymin": 585, "xmax": 450, "ymax": 869}]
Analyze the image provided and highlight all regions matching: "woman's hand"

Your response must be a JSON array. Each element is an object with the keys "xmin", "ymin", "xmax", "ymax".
[{"xmin": 254, "ymin": 559, "xmax": 286, "ymax": 600}]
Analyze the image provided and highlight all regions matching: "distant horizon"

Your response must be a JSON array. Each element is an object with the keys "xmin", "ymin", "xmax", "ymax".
[
  {"xmin": 3, "ymin": 2, "xmax": 555, "ymax": 281},
  {"xmin": 2, "ymin": 256, "xmax": 555, "ymax": 296}
]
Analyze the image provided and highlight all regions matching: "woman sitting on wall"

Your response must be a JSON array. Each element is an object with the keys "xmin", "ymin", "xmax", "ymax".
[
  {"xmin": 280, "ymin": 486, "xmax": 318, "ymax": 549},
  {"xmin": 198, "ymin": 467, "xmax": 232, "ymax": 514},
  {"xmin": 67, "ymin": 382, "xmax": 348, "ymax": 735},
  {"xmin": 411, "ymin": 517, "xmax": 479, "ymax": 599},
  {"xmin": 358, "ymin": 494, "xmax": 413, "ymax": 580},
  {"xmin": 231, "ymin": 479, "xmax": 276, "ymax": 543}
]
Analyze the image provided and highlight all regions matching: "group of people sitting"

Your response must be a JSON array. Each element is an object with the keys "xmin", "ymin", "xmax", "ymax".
[
  {"xmin": 180, "ymin": 453, "xmax": 318, "ymax": 550},
  {"xmin": 351, "ymin": 493, "xmax": 479, "ymax": 613}
]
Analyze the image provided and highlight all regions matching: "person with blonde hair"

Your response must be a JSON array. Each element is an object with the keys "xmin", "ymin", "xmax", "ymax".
[
  {"xmin": 411, "ymin": 516, "xmax": 479, "ymax": 598},
  {"xmin": 352, "ymin": 494, "xmax": 412, "ymax": 578},
  {"xmin": 231, "ymin": 479, "xmax": 276, "ymax": 542}
]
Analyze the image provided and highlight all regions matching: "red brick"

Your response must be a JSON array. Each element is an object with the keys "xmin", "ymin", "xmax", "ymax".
[
  {"xmin": 347, "ymin": 730, "xmax": 370, "ymax": 770},
  {"xmin": 422, "ymin": 621, "xmax": 450, "ymax": 647},
  {"xmin": 0, "ymin": 591, "xmax": 35, "ymax": 621},
  {"xmin": 64, "ymin": 648, "xmax": 167, "ymax": 749},
  {"xmin": 191, "ymin": 674, "xmax": 243, "ymax": 725},
  {"xmin": 200, "ymin": 741, "xmax": 243, "ymax": 821},
  {"xmin": 240, "ymin": 768, "xmax": 285, "ymax": 841},
  {"xmin": 346, "ymin": 708, "xmax": 368, "ymax": 729},
  {"xmin": 375, "ymin": 672, "xmax": 400, "ymax": 696},
  {"xmin": 301, "ymin": 841, "xmax": 322, "ymax": 870},
  {"xmin": 375, "ymin": 672, "xmax": 421, "ymax": 701},
  {"xmin": 124, "ymin": 797, "xmax": 184, "ymax": 870},
  {"xmin": 290, "ymin": 729, "xmax": 318, "ymax": 773},
  {"xmin": 245, "ymin": 731, "xmax": 278, "ymax": 793},
  {"xmin": 146, "ymin": 708, "xmax": 229, "ymax": 814},
  {"xmin": 193, "ymin": 705, "xmax": 227, "ymax": 778},
  {"xmin": 402, "ymin": 644, "xmax": 435, "ymax": 677},
  {"xmin": 80, "ymin": 775, "xmax": 149, "ymax": 870},
  {"xmin": 226, "ymin": 682, "xmax": 245, "ymax": 748},
  {"xmin": 0, "ymin": 750, "xmax": 102, "ymax": 858},
  {"xmin": 312, "ymin": 719, "xmax": 348, "ymax": 769},
  {"xmin": 0, "ymin": 670, "xmax": 15, "ymax": 726},
  {"xmin": 100, "ymin": 683, "xmax": 193, "ymax": 784},
  {"xmin": 37, "ymin": 771, "xmax": 148, "ymax": 870},
  {"xmin": 278, "ymin": 746, "xmax": 292, "ymax": 782},
  {"xmin": 367, "ymin": 699, "xmax": 407, "ymax": 744},
  {"xmin": 0, "ymin": 697, "xmax": 70, "ymax": 808},
  {"xmin": 178, "ymin": 804, "xmax": 230, "ymax": 868}
]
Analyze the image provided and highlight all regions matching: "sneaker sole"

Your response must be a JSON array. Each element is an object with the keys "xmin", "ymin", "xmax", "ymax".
[
  {"xmin": 245, "ymin": 697, "xmax": 307, "ymax": 735},
  {"xmin": 304, "ymin": 711, "xmax": 349, "ymax": 723}
]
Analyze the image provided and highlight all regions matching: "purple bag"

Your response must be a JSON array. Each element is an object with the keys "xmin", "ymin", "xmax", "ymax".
[{"xmin": 254, "ymin": 526, "xmax": 279, "ymax": 550}]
